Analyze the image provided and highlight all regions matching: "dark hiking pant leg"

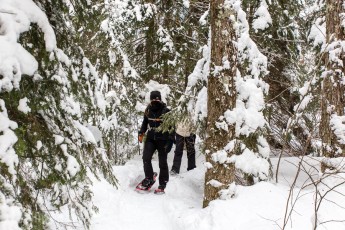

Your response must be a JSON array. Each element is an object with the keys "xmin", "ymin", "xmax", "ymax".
[
  {"xmin": 172, "ymin": 133, "xmax": 184, "ymax": 173},
  {"xmin": 156, "ymin": 140, "xmax": 169, "ymax": 186},
  {"xmin": 142, "ymin": 140, "xmax": 156, "ymax": 179},
  {"xmin": 165, "ymin": 140, "xmax": 174, "ymax": 154},
  {"xmin": 186, "ymin": 134, "xmax": 196, "ymax": 171}
]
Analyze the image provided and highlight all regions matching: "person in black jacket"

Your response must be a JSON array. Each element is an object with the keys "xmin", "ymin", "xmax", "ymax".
[{"xmin": 137, "ymin": 91, "xmax": 170, "ymax": 194}]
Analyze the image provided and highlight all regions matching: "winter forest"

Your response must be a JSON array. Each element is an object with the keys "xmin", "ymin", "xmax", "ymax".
[{"xmin": 1, "ymin": 0, "xmax": 345, "ymax": 229}]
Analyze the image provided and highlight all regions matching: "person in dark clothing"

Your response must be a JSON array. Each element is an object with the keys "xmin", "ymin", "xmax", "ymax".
[
  {"xmin": 138, "ymin": 91, "xmax": 170, "ymax": 194},
  {"xmin": 171, "ymin": 117, "xmax": 196, "ymax": 175}
]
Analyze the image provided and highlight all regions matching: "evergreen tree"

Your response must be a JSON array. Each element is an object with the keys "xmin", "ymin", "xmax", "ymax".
[
  {"xmin": 320, "ymin": 0, "xmax": 345, "ymax": 170},
  {"xmin": 242, "ymin": 0, "xmax": 311, "ymax": 154},
  {"xmin": 203, "ymin": 0, "xmax": 271, "ymax": 207},
  {"xmin": 203, "ymin": 0, "xmax": 237, "ymax": 208},
  {"xmin": 0, "ymin": 0, "xmax": 119, "ymax": 228}
]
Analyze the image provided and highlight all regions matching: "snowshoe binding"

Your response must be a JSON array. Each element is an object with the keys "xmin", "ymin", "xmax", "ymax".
[
  {"xmin": 154, "ymin": 185, "xmax": 165, "ymax": 195},
  {"xmin": 135, "ymin": 172, "xmax": 158, "ymax": 193}
]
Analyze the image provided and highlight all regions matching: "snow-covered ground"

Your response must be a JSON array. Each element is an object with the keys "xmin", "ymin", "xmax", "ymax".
[
  {"xmin": 86, "ymin": 149, "xmax": 345, "ymax": 230},
  {"xmin": 90, "ymin": 152, "xmax": 205, "ymax": 230},
  {"xmin": 54, "ymin": 148, "xmax": 345, "ymax": 230}
]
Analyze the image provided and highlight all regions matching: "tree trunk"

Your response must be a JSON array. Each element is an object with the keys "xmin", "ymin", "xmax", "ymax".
[
  {"xmin": 184, "ymin": 0, "xmax": 208, "ymax": 89},
  {"xmin": 145, "ymin": 0, "xmax": 155, "ymax": 82},
  {"xmin": 203, "ymin": 0, "xmax": 237, "ymax": 208},
  {"xmin": 184, "ymin": 26, "xmax": 192, "ymax": 89},
  {"xmin": 163, "ymin": 0, "xmax": 172, "ymax": 77},
  {"xmin": 320, "ymin": 0, "xmax": 345, "ymax": 169}
]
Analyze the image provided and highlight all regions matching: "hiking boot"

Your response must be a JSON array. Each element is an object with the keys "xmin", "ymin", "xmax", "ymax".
[
  {"xmin": 141, "ymin": 178, "xmax": 155, "ymax": 188},
  {"xmin": 135, "ymin": 173, "xmax": 158, "ymax": 192},
  {"xmin": 170, "ymin": 169, "xmax": 178, "ymax": 176},
  {"xmin": 154, "ymin": 185, "xmax": 165, "ymax": 195}
]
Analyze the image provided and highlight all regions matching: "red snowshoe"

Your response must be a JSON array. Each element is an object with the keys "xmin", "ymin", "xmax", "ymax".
[
  {"xmin": 154, "ymin": 185, "xmax": 165, "ymax": 195},
  {"xmin": 135, "ymin": 172, "xmax": 158, "ymax": 193}
]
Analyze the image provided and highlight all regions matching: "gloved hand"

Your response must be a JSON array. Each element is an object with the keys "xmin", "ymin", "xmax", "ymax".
[{"xmin": 138, "ymin": 133, "xmax": 144, "ymax": 143}]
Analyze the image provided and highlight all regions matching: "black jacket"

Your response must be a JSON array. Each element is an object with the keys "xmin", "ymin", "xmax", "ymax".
[{"xmin": 139, "ymin": 102, "xmax": 171, "ymax": 141}]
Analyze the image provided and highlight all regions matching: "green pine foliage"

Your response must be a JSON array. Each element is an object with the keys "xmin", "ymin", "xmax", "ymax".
[
  {"xmin": 0, "ymin": 0, "xmax": 128, "ymax": 228},
  {"xmin": 1, "ymin": 0, "xmax": 337, "ymax": 228},
  {"xmin": 242, "ymin": 0, "xmax": 321, "ymax": 155}
]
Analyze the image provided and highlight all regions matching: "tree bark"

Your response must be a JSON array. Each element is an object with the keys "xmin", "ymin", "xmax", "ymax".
[
  {"xmin": 203, "ymin": 0, "xmax": 237, "ymax": 208},
  {"xmin": 320, "ymin": 0, "xmax": 345, "ymax": 166},
  {"xmin": 144, "ymin": 0, "xmax": 155, "ymax": 82},
  {"xmin": 162, "ymin": 0, "xmax": 172, "ymax": 80},
  {"xmin": 184, "ymin": 0, "xmax": 208, "ymax": 89}
]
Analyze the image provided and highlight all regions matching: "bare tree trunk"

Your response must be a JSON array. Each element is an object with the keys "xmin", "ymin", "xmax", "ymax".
[
  {"xmin": 203, "ymin": 0, "xmax": 237, "ymax": 208},
  {"xmin": 320, "ymin": 0, "xmax": 345, "ymax": 171},
  {"xmin": 184, "ymin": 0, "xmax": 208, "ymax": 89},
  {"xmin": 184, "ymin": 26, "xmax": 192, "ymax": 89},
  {"xmin": 144, "ymin": 0, "xmax": 155, "ymax": 82},
  {"xmin": 162, "ymin": 0, "xmax": 172, "ymax": 81}
]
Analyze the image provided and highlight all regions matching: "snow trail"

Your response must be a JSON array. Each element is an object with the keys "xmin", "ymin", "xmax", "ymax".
[
  {"xmin": 84, "ymin": 152, "xmax": 345, "ymax": 230},
  {"xmin": 91, "ymin": 151, "xmax": 205, "ymax": 230}
]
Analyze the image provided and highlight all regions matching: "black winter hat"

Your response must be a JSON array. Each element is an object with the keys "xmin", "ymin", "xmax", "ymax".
[{"xmin": 150, "ymin": 91, "xmax": 161, "ymax": 101}]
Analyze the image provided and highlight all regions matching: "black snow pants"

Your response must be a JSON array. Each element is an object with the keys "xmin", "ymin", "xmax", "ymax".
[
  {"xmin": 142, "ymin": 139, "xmax": 169, "ymax": 186},
  {"xmin": 171, "ymin": 133, "xmax": 196, "ymax": 173}
]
